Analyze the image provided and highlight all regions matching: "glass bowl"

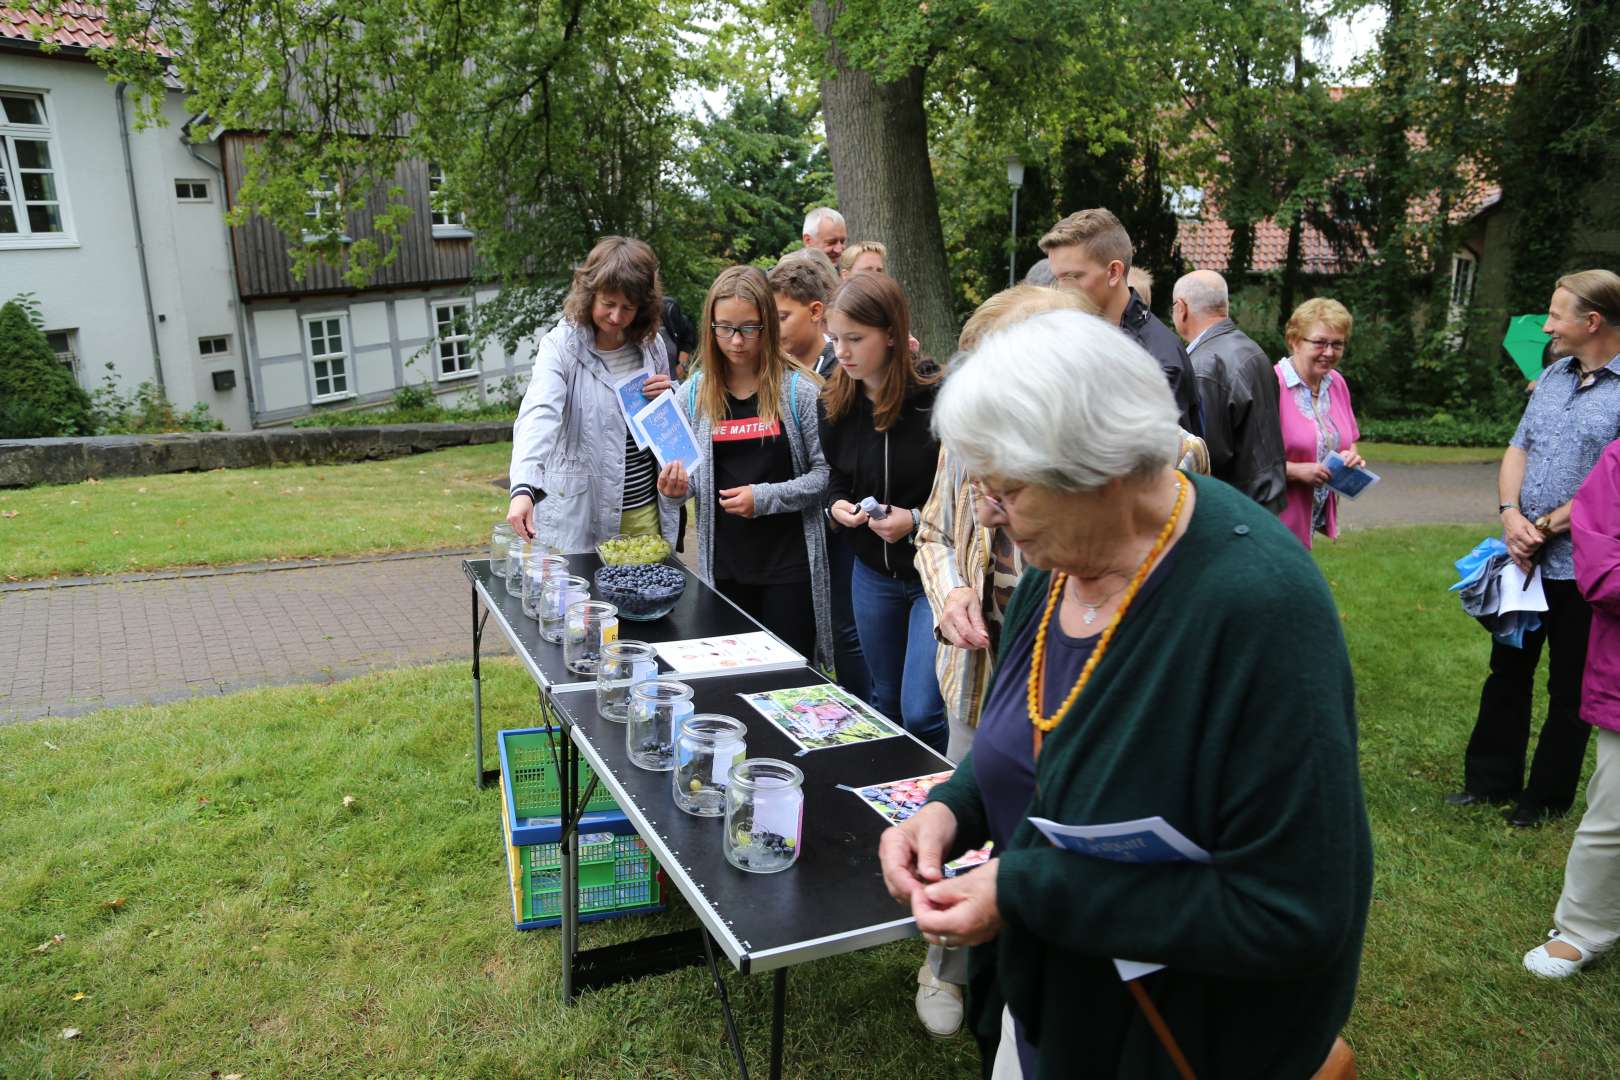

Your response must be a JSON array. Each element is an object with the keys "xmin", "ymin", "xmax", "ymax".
[{"xmin": 594, "ymin": 563, "xmax": 686, "ymax": 622}]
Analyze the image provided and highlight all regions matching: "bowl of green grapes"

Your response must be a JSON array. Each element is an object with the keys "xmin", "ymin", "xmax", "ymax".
[{"xmin": 596, "ymin": 533, "xmax": 673, "ymax": 567}]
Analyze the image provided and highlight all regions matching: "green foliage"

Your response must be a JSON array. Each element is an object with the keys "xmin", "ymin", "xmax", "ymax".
[
  {"xmin": 1356, "ymin": 412, "xmax": 1519, "ymax": 448},
  {"xmin": 0, "ymin": 300, "xmax": 94, "ymax": 438},
  {"xmin": 87, "ymin": 365, "xmax": 225, "ymax": 434}
]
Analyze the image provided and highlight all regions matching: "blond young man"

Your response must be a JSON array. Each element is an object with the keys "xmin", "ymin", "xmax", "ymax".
[{"xmin": 1039, "ymin": 209, "xmax": 1201, "ymax": 435}]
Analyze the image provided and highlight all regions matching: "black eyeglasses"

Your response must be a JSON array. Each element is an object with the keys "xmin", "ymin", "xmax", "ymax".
[{"xmin": 712, "ymin": 323, "xmax": 765, "ymax": 340}]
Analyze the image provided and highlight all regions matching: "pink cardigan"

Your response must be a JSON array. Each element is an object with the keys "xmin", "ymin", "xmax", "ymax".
[
  {"xmin": 1573, "ymin": 439, "xmax": 1620, "ymax": 731},
  {"xmin": 1275, "ymin": 361, "xmax": 1360, "ymax": 549}
]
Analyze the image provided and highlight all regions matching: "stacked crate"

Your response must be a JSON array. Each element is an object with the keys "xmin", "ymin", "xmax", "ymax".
[{"xmin": 498, "ymin": 727, "xmax": 664, "ymax": 930}]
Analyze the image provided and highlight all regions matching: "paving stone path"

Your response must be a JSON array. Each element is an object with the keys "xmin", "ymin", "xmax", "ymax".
[{"xmin": 0, "ymin": 461, "xmax": 1498, "ymax": 722}]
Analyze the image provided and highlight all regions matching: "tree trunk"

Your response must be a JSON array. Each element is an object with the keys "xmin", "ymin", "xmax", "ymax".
[
  {"xmin": 812, "ymin": 2, "xmax": 958, "ymax": 359},
  {"xmin": 1279, "ymin": 212, "xmax": 1304, "ymax": 334}
]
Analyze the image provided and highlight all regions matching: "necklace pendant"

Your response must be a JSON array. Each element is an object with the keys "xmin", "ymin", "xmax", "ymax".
[{"xmin": 1082, "ymin": 607, "xmax": 1099, "ymax": 625}]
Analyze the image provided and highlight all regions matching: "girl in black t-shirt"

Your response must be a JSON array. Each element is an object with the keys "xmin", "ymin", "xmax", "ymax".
[{"xmin": 656, "ymin": 266, "xmax": 834, "ymax": 667}]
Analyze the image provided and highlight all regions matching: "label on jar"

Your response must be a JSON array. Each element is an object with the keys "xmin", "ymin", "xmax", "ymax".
[
  {"xmin": 752, "ymin": 786, "xmax": 803, "ymax": 843},
  {"xmin": 710, "ymin": 742, "xmax": 744, "ymax": 783},
  {"xmin": 602, "ymin": 619, "xmax": 619, "ymax": 645},
  {"xmin": 632, "ymin": 660, "xmax": 657, "ymax": 683}
]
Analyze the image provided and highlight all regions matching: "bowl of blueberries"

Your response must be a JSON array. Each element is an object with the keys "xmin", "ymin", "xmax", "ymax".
[{"xmin": 594, "ymin": 562, "xmax": 686, "ymax": 621}]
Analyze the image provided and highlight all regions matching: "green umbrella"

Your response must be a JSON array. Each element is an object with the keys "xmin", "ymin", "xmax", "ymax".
[{"xmin": 1502, "ymin": 315, "xmax": 1553, "ymax": 380}]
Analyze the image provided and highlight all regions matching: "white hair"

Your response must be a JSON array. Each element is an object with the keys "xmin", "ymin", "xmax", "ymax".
[
  {"xmin": 802, "ymin": 206, "xmax": 845, "ymax": 238},
  {"xmin": 933, "ymin": 310, "xmax": 1180, "ymax": 491},
  {"xmin": 1172, "ymin": 270, "xmax": 1229, "ymax": 315}
]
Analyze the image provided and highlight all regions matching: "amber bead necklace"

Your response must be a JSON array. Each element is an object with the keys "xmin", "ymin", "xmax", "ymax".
[{"xmin": 1028, "ymin": 471, "xmax": 1188, "ymax": 758}]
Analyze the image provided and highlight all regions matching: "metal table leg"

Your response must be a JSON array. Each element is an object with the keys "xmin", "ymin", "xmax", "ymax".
[
  {"xmin": 703, "ymin": 930, "xmax": 752, "ymax": 1080},
  {"xmin": 552, "ymin": 688, "xmax": 580, "ymax": 1002},
  {"xmin": 471, "ymin": 584, "xmax": 493, "ymax": 788},
  {"xmin": 769, "ymin": 968, "xmax": 787, "ymax": 1080}
]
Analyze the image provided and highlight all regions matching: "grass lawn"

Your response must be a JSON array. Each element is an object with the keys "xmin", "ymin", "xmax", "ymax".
[
  {"xmin": 4, "ymin": 525, "xmax": 1619, "ymax": 1077},
  {"xmin": 0, "ymin": 444, "xmax": 513, "ymax": 582},
  {"xmin": 1357, "ymin": 441, "xmax": 1503, "ymax": 465}
]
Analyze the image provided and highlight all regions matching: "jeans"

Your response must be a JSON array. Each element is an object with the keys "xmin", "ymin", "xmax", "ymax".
[
  {"xmin": 1463, "ymin": 577, "xmax": 1594, "ymax": 814},
  {"xmin": 826, "ymin": 531, "xmax": 872, "ymax": 701},
  {"xmin": 850, "ymin": 557, "xmax": 947, "ymax": 753}
]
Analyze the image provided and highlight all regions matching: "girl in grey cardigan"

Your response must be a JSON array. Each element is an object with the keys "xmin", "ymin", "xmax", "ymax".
[{"xmin": 656, "ymin": 266, "xmax": 833, "ymax": 671}]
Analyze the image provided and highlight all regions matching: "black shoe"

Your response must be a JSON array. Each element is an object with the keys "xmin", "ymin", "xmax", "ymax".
[
  {"xmin": 1446, "ymin": 790, "xmax": 1513, "ymax": 808},
  {"xmin": 1506, "ymin": 803, "xmax": 1566, "ymax": 828}
]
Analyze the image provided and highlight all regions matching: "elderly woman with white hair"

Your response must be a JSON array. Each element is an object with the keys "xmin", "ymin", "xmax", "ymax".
[{"xmin": 877, "ymin": 310, "xmax": 1372, "ymax": 1079}]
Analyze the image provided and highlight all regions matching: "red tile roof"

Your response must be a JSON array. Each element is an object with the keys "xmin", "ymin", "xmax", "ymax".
[
  {"xmin": 1177, "ymin": 216, "xmax": 1348, "ymax": 275},
  {"xmin": 1, "ymin": 2, "xmax": 167, "ymax": 54}
]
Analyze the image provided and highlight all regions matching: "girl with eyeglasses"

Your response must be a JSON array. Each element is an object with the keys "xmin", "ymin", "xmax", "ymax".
[
  {"xmin": 820, "ymin": 273, "xmax": 949, "ymax": 754},
  {"xmin": 656, "ymin": 266, "xmax": 833, "ymax": 665}
]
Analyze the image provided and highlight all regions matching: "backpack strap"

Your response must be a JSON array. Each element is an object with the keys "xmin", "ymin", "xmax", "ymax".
[{"xmin": 786, "ymin": 370, "xmax": 801, "ymax": 434}]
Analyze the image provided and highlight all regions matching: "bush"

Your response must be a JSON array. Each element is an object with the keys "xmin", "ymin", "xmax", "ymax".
[
  {"xmin": 1358, "ymin": 412, "xmax": 1519, "ymax": 447},
  {"xmin": 88, "ymin": 367, "xmax": 225, "ymax": 434},
  {"xmin": 0, "ymin": 298, "xmax": 94, "ymax": 437}
]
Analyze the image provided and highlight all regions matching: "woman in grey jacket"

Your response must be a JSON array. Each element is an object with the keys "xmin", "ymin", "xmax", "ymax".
[
  {"xmin": 656, "ymin": 266, "xmax": 834, "ymax": 670},
  {"xmin": 507, "ymin": 237, "xmax": 679, "ymax": 553}
]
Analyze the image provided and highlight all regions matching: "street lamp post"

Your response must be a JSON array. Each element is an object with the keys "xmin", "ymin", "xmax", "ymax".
[{"xmin": 1006, "ymin": 156, "xmax": 1025, "ymax": 287}]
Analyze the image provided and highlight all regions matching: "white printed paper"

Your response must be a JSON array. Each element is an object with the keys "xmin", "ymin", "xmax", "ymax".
[
  {"xmin": 752, "ymin": 787, "xmax": 803, "ymax": 841},
  {"xmin": 654, "ymin": 632, "xmax": 804, "ymax": 676},
  {"xmin": 1497, "ymin": 562, "xmax": 1548, "ymax": 614},
  {"xmin": 710, "ymin": 743, "xmax": 744, "ymax": 784}
]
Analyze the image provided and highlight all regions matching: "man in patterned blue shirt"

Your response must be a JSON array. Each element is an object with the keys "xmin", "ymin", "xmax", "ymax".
[{"xmin": 1449, "ymin": 270, "xmax": 1620, "ymax": 827}]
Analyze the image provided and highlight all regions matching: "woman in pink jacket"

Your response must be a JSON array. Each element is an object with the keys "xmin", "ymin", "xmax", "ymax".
[
  {"xmin": 1523, "ymin": 437, "xmax": 1620, "ymax": 977},
  {"xmin": 1275, "ymin": 298, "xmax": 1366, "ymax": 548}
]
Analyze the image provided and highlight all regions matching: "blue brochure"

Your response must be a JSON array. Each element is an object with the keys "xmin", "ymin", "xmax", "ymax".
[
  {"xmin": 612, "ymin": 367, "xmax": 654, "ymax": 449},
  {"xmin": 632, "ymin": 389, "xmax": 703, "ymax": 473},
  {"xmin": 1324, "ymin": 451, "xmax": 1380, "ymax": 499}
]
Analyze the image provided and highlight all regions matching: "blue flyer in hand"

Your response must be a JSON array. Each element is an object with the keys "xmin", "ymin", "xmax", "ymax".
[
  {"xmin": 1324, "ymin": 451, "xmax": 1380, "ymax": 500},
  {"xmin": 632, "ymin": 389, "xmax": 703, "ymax": 473},
  {"xmin": 611, "ymin": 367, "xmax": 654, "ymax": 449}
]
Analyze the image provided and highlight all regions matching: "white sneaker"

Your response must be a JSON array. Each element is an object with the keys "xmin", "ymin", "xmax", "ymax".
[
  {"xmin": 1524, "ymin": 930, "xmax": 1600, "ymax": 979},
  {"xmin": 916, "ymin": 962, "xmax": 964, "ymax": 1038}
]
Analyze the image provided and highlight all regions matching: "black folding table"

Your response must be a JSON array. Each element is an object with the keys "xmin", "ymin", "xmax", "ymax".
[{"xmin": 463, "ymin": 557, "xmax": 951, "ymax": 1078}]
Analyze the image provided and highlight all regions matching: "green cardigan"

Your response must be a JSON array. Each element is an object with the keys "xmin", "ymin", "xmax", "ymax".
[{"xmin": 928, "ymin": 474, "xmax": 1372, "ymax": 1080}]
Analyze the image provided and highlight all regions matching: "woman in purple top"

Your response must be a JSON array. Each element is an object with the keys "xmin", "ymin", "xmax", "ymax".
[
  {"xmin": 1524, "ymin": 437, "xmax": 1620, "ymax": 978},
  {"xmin": 1274, "ymin": 298, "xmax": 1365, "ymax": 548}
]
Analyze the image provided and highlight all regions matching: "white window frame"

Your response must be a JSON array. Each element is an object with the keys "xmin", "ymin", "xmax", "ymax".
[
  {"xmin": 428, "ymin": 162, "xmax": 471, "ymax": 237},
  {"xmin": 302, "ymin": 174, "xmax": 351, "ymax": 244},
  {"xmin": 175, "ymin": 178, "xmax": 211, "ymax": 203},
  {"xmin": 301, "ymin": 312, "xmax": 355, "ymax": 403},
  {"xmin": 198, "ymin": 334, "xmax": 231, "ymax": 357},
  {"xmin": 432, "ymin": 298, "xmax": 477, "ymax": 381},
  {"xmin": 0, "ymin": 86, "xmax": 77, "ymax": 250},
  {"xmin": 44, "ymin": 328, "xmax": 80, "ymax": 383}
]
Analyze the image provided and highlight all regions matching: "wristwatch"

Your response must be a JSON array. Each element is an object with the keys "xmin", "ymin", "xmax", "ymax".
[
  {"xmin": 1535, "ymin": 513, "xmax": 1554, "ymax": 535},
  {"xmin": 1498, "ymin": 502, "xmax": 1518, "ymax": 516}
]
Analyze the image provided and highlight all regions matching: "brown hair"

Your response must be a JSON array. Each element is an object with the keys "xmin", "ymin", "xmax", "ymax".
[
  {"xmin": 1038, "ymin": 208, "xmax": 1133, "ymax": 270},
  {"xmin": 767, "ymin": 248, "xmax": 840, "ymax": 306},
  {"xmin": 693, "ymin": 266, "xmax": 815, "ymax": 427},
  {"xmin": 822, "ymin": 272, "xmax": 938, "ymax": 431},
  {"xmin": 957, "ymin": 284, "xmax": 1099, "ymax": 353},
  {"xmin": 561, "ymin": 236, "xmax": 663, "ymax": 345},
  {"xmin": 1284, "ymin": 297, "xmax": 1353, "ymax": 349},
  {"xmin": 837, "ymin": 240, "xmax": 888, "ymax": 275},
  {"xmin": 1556, "ymin": 269, "xmax": 1620, "ymax": 324}
]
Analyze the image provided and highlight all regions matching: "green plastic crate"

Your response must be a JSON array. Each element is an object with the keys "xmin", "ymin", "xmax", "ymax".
[
  {"xmin": 520, "ymin": 832, "xmax": 660, "ymax": 922},
  {"xmin": 506, "ymin": 728, "xmax": 620, "ymax": 819}
]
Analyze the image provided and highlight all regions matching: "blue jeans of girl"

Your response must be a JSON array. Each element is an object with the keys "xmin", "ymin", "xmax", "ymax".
[{"xmin": 850, "ymin": 557, "xmax": 947, "ymax": 754}]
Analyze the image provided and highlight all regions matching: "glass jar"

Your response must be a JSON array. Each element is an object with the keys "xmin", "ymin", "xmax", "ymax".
[
  {"xmin": 490, "ymin": 522, "xmax": 517, "ymax": 582},
  {"xmin": 672, "ymin": 714, "xmax": 747, "ymax": 817},
  {"xmin": 538, "ymin": 575, "xmax": 589, "ymax": 645},
  {"xmin": 625, "ymin": 679, "xmax": 694, "ymax": 772},
  {"xmin": 564, "ymin": 600, "xmax": 619, "ymax": 675},
  {"xmin": 520, "ymin": 553, "xmax": 570, "ymax": 620},
  {"xmin": 723, "ymin": 759, "xmax": 804, "ymax": 873},
  {"xmin": 504, "ymin": 536, "xmax": 533, "ymax": 597},
  {"xmin": 596, "ymin": 640, "xmax": 658, "ymax": 722}
]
